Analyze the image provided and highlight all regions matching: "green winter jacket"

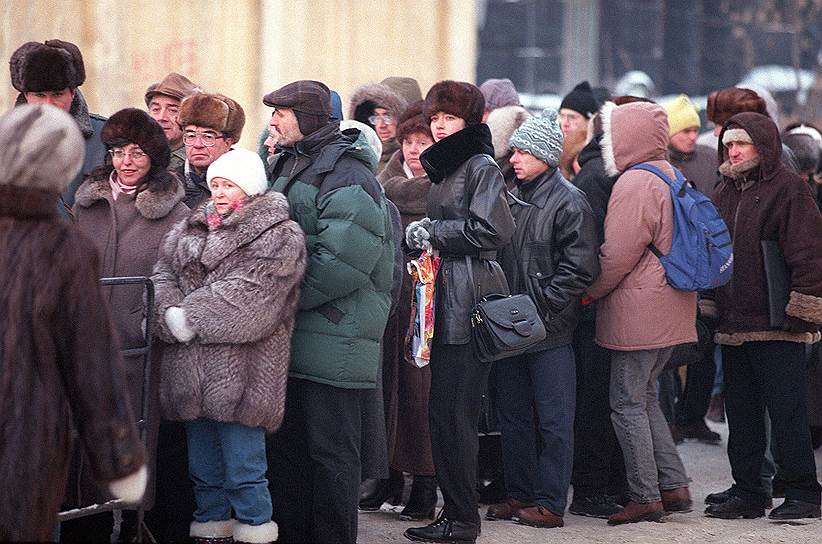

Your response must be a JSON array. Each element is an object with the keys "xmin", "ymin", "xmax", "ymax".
[{"xmin": 270, "ymin": 123, "xmax": 394, "ymax": 388}]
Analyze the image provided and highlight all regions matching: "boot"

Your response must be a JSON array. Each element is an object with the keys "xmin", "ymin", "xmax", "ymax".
[
  {"xmin": 399, "ymin": 475, "xmax": 438, "ymax": 521},
  {"xmin": 706, "ymin": 393, "xmax": 725, "ymax": 423},
  {"xmin": 485, "ymin": 497, "xmax": 534, "ymax": 521},
  {"xmin": 359, "ymin": 469, "xmax": 404, "ymax": 511},
  {"xmin": 190, "ymin": 520, "xmax": 235, "ymax": 544},
  {"xmin": 233, "ymin": 520, "xmax": 278, "ymax": 544},
  {"xmin": 661, "ymin": 486, "xmax": 692, "ymax": 513},
  {"xmin": 404, "ymin": 512, "xmax": 479, "ymax": 544},
  {"xmin": 607, "ymin": 501, "xmax": 665, "ymax": 525}
]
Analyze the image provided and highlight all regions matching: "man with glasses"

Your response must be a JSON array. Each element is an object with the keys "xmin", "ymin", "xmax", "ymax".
[
  {"xmin": 348, "ymin": 82, "xmax": 407, "ymax": 171},
  {"xmin": 145, "ymin": 72, "xmax": 202, "ymax": 172},
  {"xmin": 174, "ymin": 92, "xmax": 245, "ymax": 208}
]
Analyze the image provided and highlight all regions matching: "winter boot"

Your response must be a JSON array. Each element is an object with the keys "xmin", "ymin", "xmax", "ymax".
[
  {"xmin": 400, "ymin": 475, "xmax": 438, "ymax": 520},
  {"xmin": 190, "ymin": 519, "xmax": 235, "ymax": 544}
]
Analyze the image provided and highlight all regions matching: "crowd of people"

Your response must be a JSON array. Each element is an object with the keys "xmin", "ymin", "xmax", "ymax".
[{"xmin": 1, "ymin": 38, "xmax": 822, "ymax": 544}]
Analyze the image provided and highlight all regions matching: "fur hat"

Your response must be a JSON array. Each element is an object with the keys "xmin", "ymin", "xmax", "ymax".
[
  {"xmin": 560, "ymin": 81, "xmax": 599, "ymax": 119},
  {"xmin": 423, "ymin": 80, "xmax": 485, "ymax": 127},
  {"xmin": 348, "ymin": 83, "xmax": 407, "ymax": 127},
  {"xmin": 509, "ymin": 108, "xmax": 564, "ymax": 167},
  {"xmin": 101, "ymin": 108, "xmax": 171, "ymax": 171},
  {"xmin": 479, "ymin": 78, "xmax": 520, "ymax": 112},
  {"xmin": 0, "ymin": 104, "xmax": 84, "ymax": 192},
  {"xmin": 486, "ymin": 105, "xmax": 530, "ymax": 160},
  {"xmin": 707, "ymin": 87, "xmax": 767, "ymax": 127},
  {"xmin": 396, "ymin": 100, "xmax": 432, "ymax": 144},
  {"xmin": 10, "ymin": 39, "xmax": 86, "ymax": 92},
  {"xmin": 381, "ymin": 77, "xmax": 423, "ymax": 105},
  {"xmin": 206, "ymin": 148, "xmax": 268, "ymax": 197},
  {"xmin": 177, "ymin": 93, "xmax": 246, "ymax": 141},
  {"xmin": 263, "ymin": 80, "xmax": 331, "ymax": 136},
  {"xmin": 663, "ymin": 94, "xmax": 701, "ymax": 136},
  {"xmin": 144, "ymin": 72, "xmax": 202, "ymax": 106}
]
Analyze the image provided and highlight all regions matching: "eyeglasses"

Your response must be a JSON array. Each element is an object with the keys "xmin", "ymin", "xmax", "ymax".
[
  {"xmin": 368, "ymin": 113, "xmax": 395, "ymax": 125},
  {"xmin": 183, "ymin": 131, "xmax": 226, "ymax": 147},
  {"xmin": 109, "ymin": 148, "xmax": 148, "ymax": 161}
]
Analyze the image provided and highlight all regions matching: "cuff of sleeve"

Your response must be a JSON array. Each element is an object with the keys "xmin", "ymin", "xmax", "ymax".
[{"xmin": 785, "ymin": 290, "xmax": 822, "ymax": 324}]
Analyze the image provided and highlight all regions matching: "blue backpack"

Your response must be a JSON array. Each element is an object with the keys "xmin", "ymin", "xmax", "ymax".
[{"xmin": 628, "ymin": 163, "xmax": 733, "ymax": 291}]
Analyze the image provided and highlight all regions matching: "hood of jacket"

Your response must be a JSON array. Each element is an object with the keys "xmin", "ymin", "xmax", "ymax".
[
  {"xmin": 577, "ymin": 134, "xmax": 603, "ymax": 168},
  {"xmin": 341, "ymin": 126, "xmax": 380, "ymax": 173},
  {"xmin": 600, "ymin": 101, "xmax": 669, "ymax": 177},
  {"xmin": 486, "ymin": 105, "xmax": 530, "ymax": 160},
  {"xmin": 74, "ymin": 170, "xmax": 185, "ymax": 219},
  {"xmin": 347, "ymin": 83, "xmax": 407, "ymax": 122},
  {"xmin": 716, "ymin": 111, "xmax": 783, "ymax": 183},
  {"xmin": 420, "ymin": 123, "xmax": 495, "ymax": 184}
]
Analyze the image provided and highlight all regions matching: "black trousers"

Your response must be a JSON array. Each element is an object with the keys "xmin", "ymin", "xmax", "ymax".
[
  {"xmin": 267, "ymin": 378, "xmax": 364, "ymax": 544},
  {"xmin": 675, "ymin": 341, "xmax": 716, "ymax": 426},
  {"xmin": 571, "ymin": 319, "xmax": 627, "ymax": 498},
  {"xmin": 429, "ymin": 342, "xmax": 491, "ymax": 524},
  {"xmin": 723, "ymin": 341, "xmax": 822, "ymax": 505}
]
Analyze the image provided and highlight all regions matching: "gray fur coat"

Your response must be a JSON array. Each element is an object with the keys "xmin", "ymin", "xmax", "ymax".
[{"xmin": 152, "ymin": 191, "xmax": 306, "ymax": 432}]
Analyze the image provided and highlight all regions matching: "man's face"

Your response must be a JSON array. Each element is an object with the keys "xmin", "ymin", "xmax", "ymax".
[
  {"xmin": 183, "ymin": 125, "xmax": 233, "ymax": 172},
  {"xmin": 148, "ymin": 95, "xmax": 183, "ymax": 148},
  {"xmin": 559, "ymin": 108, "xmax": 586, "ymax": 136},
  {"xmin": 270, "ymin": 108, "xmax": 304, "ymax": 147},
  {"xmin": 726, "ymin": 141, "xmax": 759, "ymax": 166},
  {"xmin": 24, "ymin": 88, "xmax": 74, "ymax": 112},
  {"xmin": 371, "ymin": 107, "xmax": 396, "ymax": 142},
  {"xmin": 670, "ymin": 127, "xmax": 699, "ymax": 154},
  {"xmin": 509, "ymin": 147, "xmax": 550, "ymax": 181}
]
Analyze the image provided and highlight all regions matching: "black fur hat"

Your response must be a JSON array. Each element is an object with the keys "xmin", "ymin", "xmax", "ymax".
[
  {"xmin": 101, "ymin": 108, "xmax": 170, "ymax": 171},
  {"xmin": 9, "ymin": 39, "xmax": 86, "ymax": 92},
  {"xmin": 423, "ymin": 80, "xmax": 485, "ymax": 127}
]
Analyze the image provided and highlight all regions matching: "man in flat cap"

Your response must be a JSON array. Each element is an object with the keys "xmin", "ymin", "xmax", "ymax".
[
  {"xmin": 9, "ymin": 39, "xmax": 107, "ymax": 214},
  {"xmin": 263, "ymin": 80, "xmax": 395, "ymax": 544},
  {"xmin": 145, "ymin": 72, "xmax": 202, "ymax": 172}
]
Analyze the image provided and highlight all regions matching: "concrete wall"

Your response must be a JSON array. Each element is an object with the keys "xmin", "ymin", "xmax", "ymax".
[{"xmin": 1, "ymin": 0, "xmax": 477, "ymax": 146}]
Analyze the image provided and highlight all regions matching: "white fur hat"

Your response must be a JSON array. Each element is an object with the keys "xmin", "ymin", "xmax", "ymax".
[{"xmin": 206, "ymin": 147, "xmax": 267, "ymax": 197}]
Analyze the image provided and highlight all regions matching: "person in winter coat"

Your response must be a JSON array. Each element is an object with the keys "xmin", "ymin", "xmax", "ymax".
[
  {"xmin": 264, "ymin": 80, "xmax": 395, "ymax": 544},
  {"xmin": 586, "ymin": 101, "xmax": 696, "ymax": 525},
  {"xmin": 403, "ymin": 80, "xmax": 515, "ymax": 544},
  {"xmin": 152, "ymin": 147, "xmax": 306, "ymax": 543},
  {"xmin": 349, "ymin": 82, "xmax": 408, "ymax": 171},
  {"xmin": 0, "ymin": 104, "xmax": 147, "ymax": 542},
  {"xmin": 9, "ymin": 39, "xmax": 107, "ymax": 215},
  {"xmin": 485, "ymin": 109, "xmax": 599, "ymax": 529},
  {"xmin": 703, "ymin": 112, "xmax": 822, "ymax": 521}
]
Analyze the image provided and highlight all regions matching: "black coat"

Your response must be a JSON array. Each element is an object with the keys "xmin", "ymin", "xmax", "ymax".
[
  {"xmin": 420, "ymin": 123, "xmax": 515, "ymax": 344},
  {"xmin": 571, "ymin": 135, "xmax": 616, "ymax": 247},
  {"xmin": 500, "ymin": 167, "xmax": 600, "ymax": 350}
]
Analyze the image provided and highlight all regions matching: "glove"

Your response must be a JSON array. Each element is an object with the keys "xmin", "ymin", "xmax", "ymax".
[
  {"xmin": 165, "ymin": 306, "xmax": 196, "ymax": 343},
  {"xmin": 109, "ymin": 465, "xmax": 147, "ymax": 504},
  {"xmin": 405, "ymin": 218, "xmax": 432, "ymax": 250}
]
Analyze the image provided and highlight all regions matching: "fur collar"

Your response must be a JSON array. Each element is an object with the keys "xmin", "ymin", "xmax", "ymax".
[
  {"xmin": 379, "ymin": 152, "xmax": 431, "ymax": 216},
  {"xmin": 600, "ymin": 101, "xmax": 619, "ymax": 177},
  {"xmin": 420, "ymin": 123, "xmax": 494, "ymax": 184},
  {"xmin": 74, "ymin": 172, "xmax": 184, "ymax": 219},
  {"xmin": 16, "ymin": 88, "xmax": 94, "ymax": 138},
  {"xmin": 0, "ymin": 185, "xmax": 58, "ymax": 218},
  {"xmin": 718, "ymin": 156, "xmax": 760, "ymax": 183}
]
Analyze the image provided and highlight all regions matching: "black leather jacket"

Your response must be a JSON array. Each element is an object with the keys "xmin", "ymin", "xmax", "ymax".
[
  {"xmin": 421, "ymin": 123, "xmax": 515, "ymax": 345},
  {"xmin": 499, "ymin": 167, "xmax": 600, "ymax": 350}
]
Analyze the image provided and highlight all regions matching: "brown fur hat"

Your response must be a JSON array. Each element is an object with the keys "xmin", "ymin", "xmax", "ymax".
[
  {"xmin": 9, "ymin": 39, "xmax": 86, "ymax": 92},
  {"xmin": 102, "ymin": 108, "xmax": 170, "ymax": 171},
  {"xmin": 423, "ymin": 80, "xmax": 485, "ymax": 127},
  {"xmin": 177, "ymin": 93, "xmax": 245, "ymax": 141},
  {"xmin": 396, "ymin": 100, "xmax": 432, "ymax": 143},
  {"xmin": 707, "ymin": 87, "xmax": 767, "ymax": 126}
]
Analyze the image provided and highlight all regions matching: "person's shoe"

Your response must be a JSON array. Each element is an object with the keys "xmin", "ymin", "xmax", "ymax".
[
  {"xmin": 607, "ymin": 500, "xmax": 666, "ymax": 525},
  {"xmin": 359, "ymin": 470, "xmax": 405, "ymax": 511},
  {"xmin": 705, "ymin": 487, "xmax": 773, "ymax": 508},
  {"xmin": 677, "ymin": 421, "xmax": 721, "ymax": 444},
  {"xmin": 569, "ymin": 494, "xmax": 624, "ymax": 518},
  {"xmin": 771, "ymin": 475, "xmax": 786, "ymax": 499},
  {"xmin": 477, "ymin": 476, "xmax": 507, "ymax": 505},
  {"xmin": 768, "ymin": 499, "xmax": 822, "ymax": 520},
  {"xmin": 485, "ymin": 497, "xmax": 534, "ymax": 521},
  {"xmin": 515, "ymin": 505, "xmax": 564, "ymax": 528},
  {"xmin": 704, "ymin": 495, "xmax": 766, "ymax": 519},
  {"xmin": 661, "ymin": 486, "xmax": 692, "ymax": 513},
  {"xmin": 399, "ymin": 476, "xmax": 438, "ymax": 521},
  {"xmin": 404, "ymin": 513, "xmax": 479, "ymax": 543},
  {"xmin": 706, "ymin": 394, "xmax": 725, "ymax": 423}
]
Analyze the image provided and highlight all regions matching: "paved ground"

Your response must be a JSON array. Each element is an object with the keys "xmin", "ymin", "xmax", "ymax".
[{"xmin": 357, "ymin": 421, "xmax": 822, "ymax": 543}]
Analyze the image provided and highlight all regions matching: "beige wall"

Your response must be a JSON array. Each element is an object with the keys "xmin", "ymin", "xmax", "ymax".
[{"xmin": 2, "ymin": 0, "xmax": 477, "ymax": 147}]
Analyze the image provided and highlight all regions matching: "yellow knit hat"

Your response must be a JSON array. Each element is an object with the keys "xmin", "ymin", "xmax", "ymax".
[{"xmin": 663, "ymin": 94, "xmax": 700, "ymax": 136}]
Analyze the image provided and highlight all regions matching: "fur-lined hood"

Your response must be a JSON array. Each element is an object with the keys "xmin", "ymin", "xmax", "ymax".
[
  {"xmin": 74, "ymin": 171, "xmax": 184, "ymax": 220},
  {"xmin": 486, "ymin": 105, "xmax": 530, "ymax": 160},
  {"xmin": 716, "ymin": 112, "xmax": 783, "ymax": 183},
  {"xmin": 600, "ymin": 101, "xmax": 669, "ymax": 177},
  {"xmin": 348, "ymin": 83, "xmax": 407, "ymax": 123}
]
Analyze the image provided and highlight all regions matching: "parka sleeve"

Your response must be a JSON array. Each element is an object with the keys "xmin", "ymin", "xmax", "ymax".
[
  {"xmin": 150, "ymin": 220, "xmax": 187, "ymax": 344},
  {"xmin": 781, "ymin": 188, "xmax": 822, "ymax": 324}
]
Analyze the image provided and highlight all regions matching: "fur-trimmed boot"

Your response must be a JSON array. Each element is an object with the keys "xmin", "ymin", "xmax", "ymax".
[
  {"xmin": 234, "ymin": 520, "xmax": 278, "ymax": 544},
  {"xmin": 190, "ymin": 519, "xmax": 235, "ymax": 544}
]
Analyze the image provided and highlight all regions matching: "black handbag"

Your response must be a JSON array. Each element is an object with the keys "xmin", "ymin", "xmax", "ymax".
[{"xmin": 466, "ymin": 255, "xmax": 547, "ymax": 362}]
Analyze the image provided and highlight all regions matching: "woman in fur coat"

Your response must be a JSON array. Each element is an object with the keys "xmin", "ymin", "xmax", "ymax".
[
  {"xmin": 152, "ymin": 148, "xmax": 306, "ymax": 543},
  {"xmin": 0, "ymin": 105, "xmax": 147, "ymax": 542}
]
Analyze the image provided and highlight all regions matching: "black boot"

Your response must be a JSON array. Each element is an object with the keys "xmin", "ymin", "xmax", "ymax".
[
  {"xmin": 399, "ymin": 475, "xmax": 437, "ymax": 521},
  {"xmin": 404, "ymin": 512, "xmax": 478, "ymax": 543},
  {"xmin": 359, "ymin": 469, "xmax": 404, "ymax": 511}
]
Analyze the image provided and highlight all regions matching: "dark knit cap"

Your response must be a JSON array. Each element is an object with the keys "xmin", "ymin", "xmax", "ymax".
[
  {"xmin": 101, "ymin": 108, "xmax": 171, "ymax": 171},
  {"xmin": 10, "ymin": 39, "xmax": 86, "ymax": 92},
  {"xmin": 423, "ymin": 80, "xmax": 485, "ymax": 127},
  {"xmin": 396, "ymin": 100, "xmax": 432, "ymax": 143},
  {"xmin": 706, "ymin": 87, "xmax": 768, "ymax": 126},
  {"xmin": 559, "ymin": 81, "xmax": 600, "ymax": 119},
  {"xmin": 263, "ymin": 80, "xmax": 332, "ymax": 136}
]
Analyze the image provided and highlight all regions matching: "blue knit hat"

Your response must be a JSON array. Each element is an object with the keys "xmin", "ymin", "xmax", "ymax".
[{"xmin": 509, "ymin": 108, "xmax": 564, "ymax": 167}]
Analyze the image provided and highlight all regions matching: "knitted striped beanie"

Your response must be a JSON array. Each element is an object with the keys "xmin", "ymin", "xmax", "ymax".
[{"xmin": 509, "ymin": 108, "xmax": 564, "ymax": 167}]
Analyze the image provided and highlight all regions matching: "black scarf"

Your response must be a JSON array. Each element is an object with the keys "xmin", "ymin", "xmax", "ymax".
[{"xmin": 420, "ymin": 123, "xmax": 494, "ymax": 184}]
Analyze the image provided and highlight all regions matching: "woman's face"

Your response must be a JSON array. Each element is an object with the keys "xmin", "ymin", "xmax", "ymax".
[
  {"xmin": 210, "ymin": 176, "xmax": 248, "ymax": 214},
  {"xmin": 430, "ymin": 112, "xmax": 466, "ymax": 142},
  {"xmin": 111, "ymin": 143, "xmax": 151, "ymax": 186},
  {"xmin": 402, "ymin": 132, "xmax": 434, "ymax": 176}
]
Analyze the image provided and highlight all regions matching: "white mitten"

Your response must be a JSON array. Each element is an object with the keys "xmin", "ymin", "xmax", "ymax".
[
  {"xmin": 405, "ymin": 217, "xmax": 432, "ymax": 250},
  {"xmin": 165, "ymin": 306, "xmax": 195, "ymax": 342},
  {"xmin": 109, "ymin": 465, "xmax": 147, "ymax": 504}
]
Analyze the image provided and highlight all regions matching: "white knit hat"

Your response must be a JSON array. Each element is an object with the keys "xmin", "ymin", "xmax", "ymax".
[{"xmin": 206, "ymin": 148, "xmax": 268, "ymax": 197}]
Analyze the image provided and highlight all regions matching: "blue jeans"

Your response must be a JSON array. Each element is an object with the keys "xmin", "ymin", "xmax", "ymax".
[
  {"xmin": 186, "ymin": 419, "xmax": 272, "ymax": 525},
  {"xmin": 495, "ymin": 344, "xmax": 576, "ymax": 514}
]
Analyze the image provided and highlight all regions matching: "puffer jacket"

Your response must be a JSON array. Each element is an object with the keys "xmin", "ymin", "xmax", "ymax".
[
  {"xmin": 499, "ymin": 166, "xmax": 599, "ymax": 350},
  {"xmin": 586, "ymin": 101, "xmax": 697, "ymax": 351},
  {"xmin": 712, "ymin": 112, "xmax": 822, "ymax": 345},
  {"xmin": 419, "ymin": 123, "xmax": 515, "ymax": 345},
  {"xmin": 152, "ymin": 192, "xmax": 307, "ymax": 432}
]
